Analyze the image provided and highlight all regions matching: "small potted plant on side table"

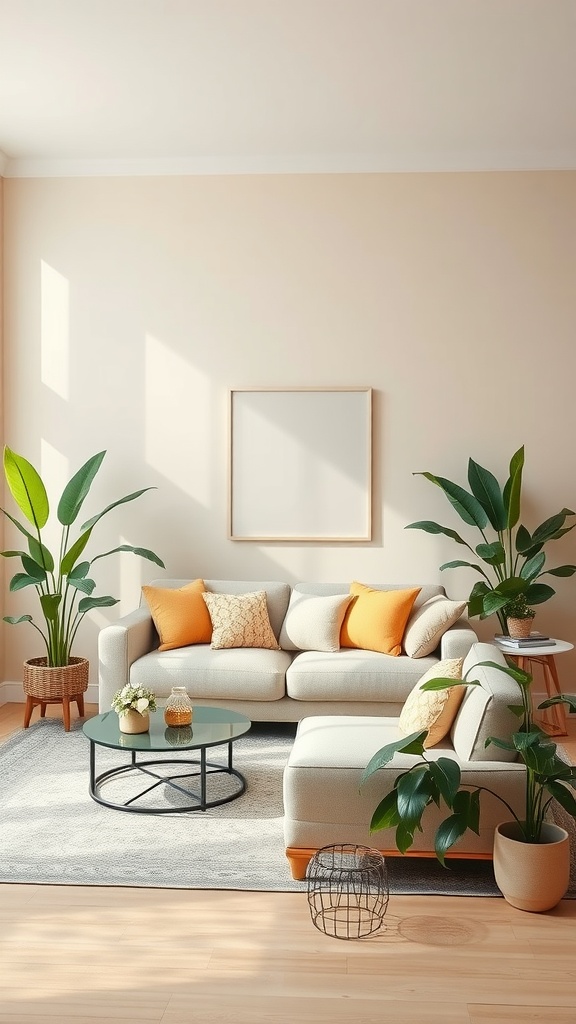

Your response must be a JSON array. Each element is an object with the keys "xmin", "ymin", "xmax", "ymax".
[{"xmin": 504, "ymin": 594, "xmax": 536, "ymax": 639}]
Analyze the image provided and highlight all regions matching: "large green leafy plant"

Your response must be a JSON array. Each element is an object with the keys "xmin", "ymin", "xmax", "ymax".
[
  {"xmin": 361, "ymin": 660, "xmax": 576, "ymax": 863},
  {"xmin": 1, "ymin": 447, "xmax": 165, "ymax": 666},
  {"xmin": 406, "ymin": 445, "xmax": 576, "ymax": 634}
]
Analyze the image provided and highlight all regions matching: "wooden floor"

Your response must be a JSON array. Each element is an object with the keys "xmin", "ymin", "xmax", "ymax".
[{"xmin": 2, "ymin": 702, "xmax": 576, "ymax": 1023}]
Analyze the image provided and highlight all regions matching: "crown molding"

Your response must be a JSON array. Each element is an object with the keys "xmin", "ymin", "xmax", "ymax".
[{"xmin": 2, "ymin": 150, "xmax": 576, "ymax": 178}]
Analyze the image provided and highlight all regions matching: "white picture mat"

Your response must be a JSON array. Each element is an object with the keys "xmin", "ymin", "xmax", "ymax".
[{"xmin": 229, "ymin": 388, "xmax": 372, "ymax": 541}]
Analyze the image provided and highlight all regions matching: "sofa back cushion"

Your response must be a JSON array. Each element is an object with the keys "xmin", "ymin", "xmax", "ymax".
[
  {"xmin": 451, "ymin": 642, "xmax": 520, "ymax": 762},
  {"xmin": 142, "ymin": 580, "xmax": 291, "ymax": 642}
]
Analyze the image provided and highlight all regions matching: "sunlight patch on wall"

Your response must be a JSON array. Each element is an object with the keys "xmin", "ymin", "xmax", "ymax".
[
  {"xmin": 41, "ymin": 260, "xmax": 69, "ymax": 399},
  {"xmin": 144, "ymin": 333, "xmax": 211, "ymax": 504}
]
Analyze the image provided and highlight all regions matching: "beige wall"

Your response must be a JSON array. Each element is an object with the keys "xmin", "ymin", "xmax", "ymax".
[{"xmin": 2, "ymin": 172, "xmax": 576, "ymax": 689}]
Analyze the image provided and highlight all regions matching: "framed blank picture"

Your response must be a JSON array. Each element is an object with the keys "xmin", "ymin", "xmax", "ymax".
[{"xmin": 229, "ymin": 387, "xmax": 372, "ymax": 541}]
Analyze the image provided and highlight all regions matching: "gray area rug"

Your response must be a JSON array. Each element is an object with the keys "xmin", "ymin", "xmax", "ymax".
[{"xmin": 1, "ymin": 718, "xmax": 573, "ymax": 896}]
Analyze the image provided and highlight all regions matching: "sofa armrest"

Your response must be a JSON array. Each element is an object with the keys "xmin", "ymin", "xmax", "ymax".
[
  {"xmin": 440, "ymin": 618, "xmax": 478, "ymax": 661},
  {"xmin": 98, "ymin": 607, "xmax": 156, "ymax": 712}
]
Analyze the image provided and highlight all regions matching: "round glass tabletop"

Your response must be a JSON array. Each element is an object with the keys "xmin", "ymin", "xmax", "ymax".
[{"xmin": 83, "ymin": 705, "xmax": 251, "ymax": 753}]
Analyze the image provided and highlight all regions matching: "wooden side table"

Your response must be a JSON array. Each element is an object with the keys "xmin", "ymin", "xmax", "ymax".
[{"xmin": 493, "ymin": 639, "xmax": 574, "ymax": 737}]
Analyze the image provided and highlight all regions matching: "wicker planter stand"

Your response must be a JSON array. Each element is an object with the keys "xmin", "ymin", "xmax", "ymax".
[{"xmin": 23, "ymin": 657, "xmax": 89, "ymax": 732}]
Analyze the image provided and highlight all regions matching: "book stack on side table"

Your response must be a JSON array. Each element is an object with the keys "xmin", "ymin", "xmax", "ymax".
[{"xmin": 494, "ymin": 633, "xmax": 557, "ymax": 649}]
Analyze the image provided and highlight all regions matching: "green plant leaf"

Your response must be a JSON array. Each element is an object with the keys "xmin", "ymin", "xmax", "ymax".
[
  {"xmin": 546, "ymin": 781, "xmax": 576, "ymax": 818},
  {"xmin": 467, "ymin": 581, "xmax": 490, "ymax": 618},
  {"xmin": 404, "ymin": 521, "xmax": 470, "ymax": 545},
  {"xmin": 0, "ymin": 549, "xmax": 27, "ymax": 558},
  {"xmin": 91, "ymin": 544, "xmax": 165, "ymax": 568},
  {"xmin": 515, "ymin": 525, "xmax": 534, "ymax": 554},
  {"xmin": 3, "ymin": 614, "xmax": 33, "ymax": 624},
  {"xmin": 503, "ymin": 446, "xmax": 524, "ymax": 529},
  {"xmin": 439, "ymin": 560, "xmax": 489, "ymax": 574},
  {"xmin": 80, "ymin": 488, "xmax": 157, "ymax": 532},
  {"xmin": 531, "ymin": 512, "xmax": 574, "ymax": 547},
  {"xmin": 506, "ymin": 703, "xmax": 526, "ymax": 718},
  {"xmin": 468, "ymin": 458, "xmax": 506, "ymax": 531},
  {"xmin": 77, "ymin": 595, "xmax": 119, "ymax": 613},
  {"xmin": 369, "ymin": 790, "xmax": 401, "ymax": 832},
  {"xmin": 539, "ymin": 694, "xmax": 576, "ymax": 714},
  {"xmin": 68, "ymin": 561, "xmax": 90, "ymax": 580},
  {"xmin": 60, "ymin": 529, "xmax": 93, "ymax": 576},
  {"xmin": 395, "ymin": 820, "xmax": 416, "ymax": 855},
  {"xmin": 27, "ymin": 536, "xmax": 54, "ymax": 573},
  {"xmin": 427, "ymin": 758, "xmax": 462, "ymax": 807},
  {"xmin": 57, "ymin": 451, "xmax": 106, "ymax": 525},
  {"xmin": 361, "ymin": 731, "xmax": 428, "ymax": 784},
  {"xmin": 520, "ymin": 552, "xmax": 546, "ymax": 580},
  {"xmin": 3, "ymin": 447, "xmax": 49, "ymax": 529},
  {"xmin": 396, "ymin": 767, "xmax": 433, "ymax": 824},
  {"xmin": 434, "ymin": 813, "xmax": 469, "ymax": 866},
  {"xmin": 543, "ymin": 564, "xmax": 576, "ymax": 577},
  {"xmin": 480, "ymin": 590, "xmax": 510, "ymax": 615},
  {"xmin": 9, "ymin": 572, "xmax": 43, "ymax": 591},
  {"xmin": 484, "ymin": 736, "xmax": 515, "ymax": 752},
  {"xmin": 416, "ymin": 472, "xmax": 488, "ymax": 529},
  {"xmin": 523, "ymin": 582, "xmax": 555, "ymax": 606},
  {"xmin": 68, "ymin": 576, "xmax": 96, "ymax": 595},
  {"xmin": 20, "ymin": 555, "xmax": 47, "ymax": 583},
  {"xmin": 475, "ymin": 541, "xmax": 505, "ymax": 566},
  {"xmin": 421, "ymin": 678, "xmax": 472, "ymax": 692},
  {"xmin": 470, "ymin": 659, "xmax": 531, "ymax": 686},
  {"xmin": 40, "ymin": 594, "xmax": 61, "ymax": 621}
]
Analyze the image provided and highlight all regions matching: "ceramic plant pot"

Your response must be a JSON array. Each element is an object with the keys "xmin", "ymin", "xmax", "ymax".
[
  {"xmin": 118, "ymin": 709, "xmax": 150, "ymax": 734},
  {"xmin": 493, "ymin": 821, "xmax": 570, "ymax": 912}
]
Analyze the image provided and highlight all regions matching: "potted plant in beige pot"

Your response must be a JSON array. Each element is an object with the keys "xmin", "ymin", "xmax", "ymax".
[
  {"xmin": 1, "ymin": 446, "xmax": 164, "ymax": 720},
  {"xmin": 361, "ymin": 658, "xmax": 576, "ymax": 911},
  {"xmin": 503, "ymin": 594, "xmax": 536, "ymax": 639},
  {"xmin": 111, "ymin": 684, "xmax": 157, "ymax": 734}
]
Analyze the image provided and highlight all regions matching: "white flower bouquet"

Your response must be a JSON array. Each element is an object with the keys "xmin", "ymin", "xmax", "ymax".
[{"xmin": 111, "ymin": 684, "xmax": 157, "ymax": 716}]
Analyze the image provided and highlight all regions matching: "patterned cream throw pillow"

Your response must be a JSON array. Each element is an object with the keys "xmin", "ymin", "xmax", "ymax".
[
  {"xmin": 398, "ymin": 658, "xmax": 465, "ymax": 748},
  {"xmin": 202, "ymin": 591, "xmax": 281, "ymax": 650}
]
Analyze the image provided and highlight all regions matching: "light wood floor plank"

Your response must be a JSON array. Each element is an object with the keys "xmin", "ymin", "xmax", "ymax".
[{"xmin": 468, "ymin": 1007, "xmax": 576, "ymax": 1023}]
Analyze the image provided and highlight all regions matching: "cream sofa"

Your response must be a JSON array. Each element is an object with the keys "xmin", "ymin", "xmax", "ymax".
[
  {"xmin": 283, "ymin": 642, "xmax": 527, "ymax": 877},
  {"xmin": 98, "ymin": 579, "xmax": 477, "ymax": 719}
]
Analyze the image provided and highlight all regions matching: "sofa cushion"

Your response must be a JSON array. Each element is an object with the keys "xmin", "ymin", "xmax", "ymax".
[
  {"xmin": 340, "ymin": 582, "xmax": 421, "ymax": 656},
  {"xmin": 279, "ymin": 592, "xmax": 353, "ymax": 652},
  {"xmin": 141, "ymin": 579, "xmax": 212, "ymax": 651},
  {"xmin": 130, "ymin": 645, "xmax": 292, "ymax": 701},
  {"xmin": 202, "ymin": 591, "xmax": 280, "ymax": 650},
  {"xmin": 403, "ymin": 596, "xmax": 467, "ymax": 658},
  {"xmin": 451, "ymin": 642, "xmax": 521, "ymax": 762},
  {"xmin": 286, "ymin": 648, "xmax": 438, "ymax": 703},
  {"xmin": 398, "ymin": 657, "xmax": 465, "ymax": 747}
]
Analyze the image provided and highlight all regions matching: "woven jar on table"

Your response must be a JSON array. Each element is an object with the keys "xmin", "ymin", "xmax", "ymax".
[{"xmin": 23, "ymin": 656, "xmax": 89, "ymax": 700}]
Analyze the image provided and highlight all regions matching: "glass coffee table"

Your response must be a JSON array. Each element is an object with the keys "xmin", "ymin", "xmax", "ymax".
[{"xmin": 83, "ymin": 706, "xmax": 251, "ymax": 814}]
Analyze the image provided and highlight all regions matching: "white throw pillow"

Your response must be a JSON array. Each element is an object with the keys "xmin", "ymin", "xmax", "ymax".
[
  {"xmin": 403, "ymin": 595, "xmax": 467, "ymax": 658},
  {"xmin": 398, "ymin": 657, "xmax": 465, "ymax": 748},
  {"xmin": 279, "ymin": 592, "xmax": 353, "ymax": 652}
]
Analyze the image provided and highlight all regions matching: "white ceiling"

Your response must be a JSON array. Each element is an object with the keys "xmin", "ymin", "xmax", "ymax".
[{"xmin": 1, "ymin": 0, "xmax": 576, "ymax": 177}]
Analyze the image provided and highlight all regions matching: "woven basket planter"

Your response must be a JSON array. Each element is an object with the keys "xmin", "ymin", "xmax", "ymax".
[
  {"xmin": 23, "ymin": 657, "xmax": 89, "ymax": 700},
  {"xmin": 506, "ymin": 617, "xmax": 535, "ymax": 639}
]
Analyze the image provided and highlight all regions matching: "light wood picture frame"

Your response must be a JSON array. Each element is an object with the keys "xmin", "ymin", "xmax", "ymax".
[{"xmin": 229, "ymin": 387, "xmax": 372, "ymax": 541}]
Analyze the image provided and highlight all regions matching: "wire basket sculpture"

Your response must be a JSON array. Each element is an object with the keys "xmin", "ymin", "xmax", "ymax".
[{"xmin": 306, "ymin": 844, "xmax": 389, "ymax": 939}]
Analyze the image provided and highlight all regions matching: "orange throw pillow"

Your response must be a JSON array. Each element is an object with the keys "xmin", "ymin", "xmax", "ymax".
[
  {"xmin": 141, "ymin": 579, "xmax": 212, "ymax": 651},
  {"xmin": 340, "ymin": 582, "xmax": 421, "ymax": 656}
]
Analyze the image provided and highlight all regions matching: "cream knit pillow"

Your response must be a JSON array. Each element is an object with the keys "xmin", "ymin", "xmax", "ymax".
[{"xmin": 202, "ymin": 590, "xmax": 280, "ymax": 650}]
